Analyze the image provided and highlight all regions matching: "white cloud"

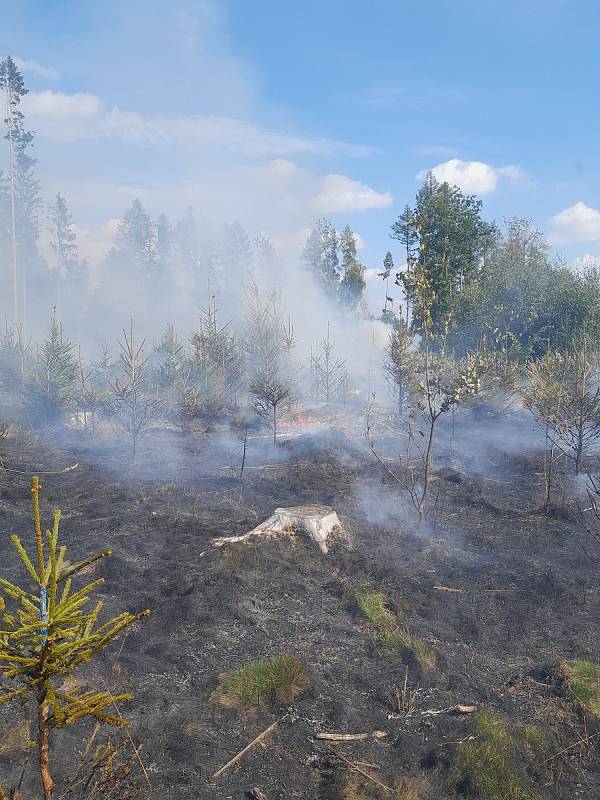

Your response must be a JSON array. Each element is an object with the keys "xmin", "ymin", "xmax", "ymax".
[
  {"xmin": 417, "ymin": 158, "xmax": 524, "ymax": 195},
  {"xmin": 496, "ymin": 165, "xmax": 526, "ymax": 181},
  {"xmin": 14, "ymin": 57, "xmax": 60, "ymax": 81},
  {"xmin": 23, "ymin": 90, "xmax": 101, "ymax": 118},
  {"xmin": 550, "ymin": 201, "xmax": 600, "ymax": 244},
  {"xmin": 312, "ymin": 174, "xmax": 393, "ymax": 213},
  {"xmin": 21, "ymin": 90, "xmax": 375, "ymax": 157}
]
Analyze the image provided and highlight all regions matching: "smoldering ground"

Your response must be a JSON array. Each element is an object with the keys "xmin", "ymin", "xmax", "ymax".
[{"xmin": 1, "ymin": 396, "xmax": 600, "ymax": 799}]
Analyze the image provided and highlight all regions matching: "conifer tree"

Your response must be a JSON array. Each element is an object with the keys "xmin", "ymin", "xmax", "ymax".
[
  {"xmin": 48, "ymin": 193, "xmax": 84, "ymax": 318},
  {"xmin": 106, "ymin": 321, "xmax": 163, "ymax": 458},
  {"xmin": 0, "ymin": 476, "xmax": 149, "ymax": 800},
  {"xmin": 339, "ymin": 225, "xmax": 366, "ymax": 309},
  {"xmin": 0, "ymin": 56, "xmax": 42, "ymax": 328},
  {"xmin": 311, "ymin": 323, "xmax": 347, "ymax": 404},
  {"xmin": 384, "ymin": 319, "xmax": 417, "ymax": 413},
  {"xmin": 302, "ymin": 219, "xmax": 339, "ymax": 295},
  {"xmin": 30, "ymin": 312, "xmax": 77, "ymax": 426}
]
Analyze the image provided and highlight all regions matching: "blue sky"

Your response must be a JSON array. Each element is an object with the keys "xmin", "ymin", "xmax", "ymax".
[{"xmin": 2, "ymin": 0, "xmax": 600, "ymax": 288}]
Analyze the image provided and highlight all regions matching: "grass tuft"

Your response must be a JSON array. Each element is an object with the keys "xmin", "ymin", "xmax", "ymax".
[
  {"xmin": 561, "ymin": 659, "xmax": 600, "ymax": 717},
  {"xmin": 448, "ymin": 711, "xmax": 544, "ymax": 800},
  {"xmin": 211, "ymin": 654, "xmax": 309, "ymax": 710},
  {"xmin": 351, "ymin": 588, "xmax": 396, "ymax": 632},
  {"xmin": 385, "ymin": 630, "xmax": 436, "ymax": 671},
  {"xmin": 347, "ymin": 586, "xmax": 435, "ymax": 671}
]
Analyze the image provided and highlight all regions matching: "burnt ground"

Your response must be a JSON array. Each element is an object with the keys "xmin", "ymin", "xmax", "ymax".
[{"xmin": 0, "ymin": 409, "xmax": 599, "ymax": 799}]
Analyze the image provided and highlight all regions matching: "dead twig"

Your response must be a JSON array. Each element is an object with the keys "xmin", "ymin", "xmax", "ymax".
[
  {"xmin": 212, "ymin": 720, "xmax": 279, "ymax": 780},
  {"xmin": 433, "ymin": 584, "xmax": 529, "ymax": 594},
  {"xmin": 392, "ymin": 666, "xmax": 420, "ymax": 717},
  {"xmin": 329, "ymin": 748, "xmax": 394, "ymax": 794},
  {"xmin": 543, "ymin": 730, "xmax": 600, "ymax": 764},
  {"xmin": 421, "ymin": 704, "xmax": 478, "ymax": 717}
]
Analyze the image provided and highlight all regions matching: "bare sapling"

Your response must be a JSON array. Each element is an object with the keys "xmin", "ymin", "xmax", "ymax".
[
  {"xmin": 0, "ymin": 477, "xmax": 149, "ymax": 800},
  {"xmin": 249, "ymin": 344, "xmax": 292, "ymax": 444},
  {"xmin": 368, "ymin": 271, "xmax": 481, "ymax": 522},
  {"xmin": 74, "ymin": 346, "xmax": 97, "ymax": 431},
  {"xmin": 310, "ymin": 322, "xmax": 347, "ymax": 405},
  {"xmin": 106, "ymin": 321, "xmax": 163, "ymax": 460}
]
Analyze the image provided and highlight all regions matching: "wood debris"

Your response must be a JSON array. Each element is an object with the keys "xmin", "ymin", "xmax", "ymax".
[{"xmin": 212, "ymin": 720, "xmax": 279, "ymax": 780}]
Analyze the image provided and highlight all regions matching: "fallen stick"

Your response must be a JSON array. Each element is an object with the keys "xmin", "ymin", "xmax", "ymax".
[
  {"xmin": 329, "ymin": 748, "xmax": 393, "ymax": 794},
  {"xmin": 543, "ymin": 730, "xmax": 600, "ymax": 764},
  {"xmin": 316, "ymin": 733, "xmax": 369, "ymax": 742},
  {"xmin": 434, "ymin": 585, "xmax": 528, "ymax": 594},
  {"xmin": 212, "ymin": 720, "xmax": 279, "ymax": 780},
  {"xmin": 0, "ymin": 459, "xmax": 79, "ymax": 475},
  {"xmin": 421, "ymin": 704, "xmax": 478, "ymax": 717},
  {"xmin": 451, "ymin": 704, "xmax": 478, "ymax": 714}
]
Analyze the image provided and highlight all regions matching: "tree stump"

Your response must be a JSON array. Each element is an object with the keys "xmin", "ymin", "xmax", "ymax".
[{"xmin": 212, "ymin": 504, "xmax": 341, "ymax": 553}]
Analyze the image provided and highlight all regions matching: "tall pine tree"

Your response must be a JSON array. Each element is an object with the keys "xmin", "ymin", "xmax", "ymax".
[
  {"xmin": 49, "ymin": 193, "xmax": 87, "ymax": 322},
  {"xmin": 0, "ymin": 56, "xmax": 42, "ymax": 329}
]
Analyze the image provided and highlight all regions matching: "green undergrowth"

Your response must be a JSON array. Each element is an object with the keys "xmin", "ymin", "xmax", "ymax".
[
  {"xmin": 346, "ymin": 585, "xmax": 435, "ymax": 670},
  {"xmin": 561, "ymin": 659, "xmax": 600, "ymax": 717},
  {"xmin": 211, "ymin": 654, "xmax": 309, "ymax": 710},
  {"xmin": 448, "ymin": 711, "xmax": 545, "ymax": 800}
]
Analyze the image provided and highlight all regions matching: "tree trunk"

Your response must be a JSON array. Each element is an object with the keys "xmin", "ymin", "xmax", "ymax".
[
  {"xmin": 38, "ymin": 699, "xmax": 54, "ymax": 800},
  {"xmin": 272, "ymin": 406, "xmax": 277, "ymax": 444},
  {"xmin": 417, "ymin": 416, "xmax": 437, "ymax": 523}
]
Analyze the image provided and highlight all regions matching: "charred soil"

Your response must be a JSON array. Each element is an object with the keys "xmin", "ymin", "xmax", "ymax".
[{"xmin": 0, "ymin": 412, "xmax": 599, "ymax": 799}]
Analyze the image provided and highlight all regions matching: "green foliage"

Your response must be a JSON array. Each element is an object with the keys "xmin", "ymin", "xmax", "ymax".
[
  {"xmin": 187, "ymin": 298, "xmax": 243, "ymax": 416},
  {"xmin": 392, "ymin": 175, "xmax": 495, "ymax": 334},
  {"xmin": 339, "ymin": 224, "xmax": 366, "ymax": 309},
  {"xmin": 211, "ymin": 654, "xmax": 309, "ymax": 709},
  {"xmin": 562, "ymin": 660, "xmax": 600, "ymax": 717},
  {"xmin": 0, "ymin": 476, "xmax": 149, "ymax": 727},
  {"xmin": 303, "ymin": 219, "xmax": 365, "ymax": 310},
  {"xmin": 448, "ymin": 711, "xmax": 545, "ymax": 800},
  {"xmin": 384, "ymin": 319, "xmax": 417, "ymax": 413},
  {"xmin": 450, "ymin": 218, "xmax": 600, "ymax": 358}
]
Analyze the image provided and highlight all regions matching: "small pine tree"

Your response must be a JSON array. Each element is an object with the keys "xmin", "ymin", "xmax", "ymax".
[
  {"xmin": 0, "ymin": 477, "xmax": 149, "ymax": 800},
  {"xmin": 310, "ymin": 323, "xmax": 347, "ymax": 404},
  {"xmin": 106, "ymin": 321, "xmax": 163, "ymax": 459},
  {"xmin": 384, "ymin": 319, "xmax": 417, "ymax": 413},
  {"xmin": 29, "ymin": 313, "xmax": 77, "ymax": 426}
]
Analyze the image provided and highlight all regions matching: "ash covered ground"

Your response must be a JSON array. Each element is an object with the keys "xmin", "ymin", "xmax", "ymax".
[{"xmin": 0, "ymin": 408, "xmax": 599, "ymax": 799}]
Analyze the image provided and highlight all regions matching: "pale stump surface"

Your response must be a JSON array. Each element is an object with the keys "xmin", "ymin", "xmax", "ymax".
[{"xmin": 212, "ymin": 504, "xmax": 342, "ymax": 553}]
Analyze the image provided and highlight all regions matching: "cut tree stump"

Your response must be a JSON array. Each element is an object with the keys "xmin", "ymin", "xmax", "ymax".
[{"xmin": 212, "ymin": 505, "xmax": 342, "ymax": 554}]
